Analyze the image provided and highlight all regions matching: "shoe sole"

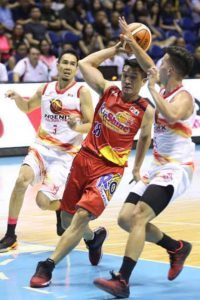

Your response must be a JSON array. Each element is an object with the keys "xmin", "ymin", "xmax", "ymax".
[
  {"xmin": 168, "ymin": 243, "xmax": 192, "ymax": 281},
  {"xmin": 94, "ymin": 281, "xmax": 129, "ymax": 298},
  {"xmin": 0, "ymin": 242, "xmax": 18, "ymax": 253},
  {"xmin": 30, "ymin": 280, "xmax": 51, "ymax": 288}
]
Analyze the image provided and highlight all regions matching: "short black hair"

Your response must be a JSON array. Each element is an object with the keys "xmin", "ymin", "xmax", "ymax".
[
  {"xmin": 58, "ymin": 49, "xmax": 79, "ymax": 64},
  {"xmin": 165, "ymin": 46, "xmax": 194, "ymax": 77},
  {"xmin": 123, "ymin": 59, "xmax": 147, "ymax": 79}
]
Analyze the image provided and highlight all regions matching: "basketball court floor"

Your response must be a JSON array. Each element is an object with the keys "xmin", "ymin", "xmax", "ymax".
[{"xmin": 0, "ymin": 147, "xmax": 200, "ymax": 300}]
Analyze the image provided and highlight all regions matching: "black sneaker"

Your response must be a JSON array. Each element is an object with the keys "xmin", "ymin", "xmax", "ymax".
[
  {"xmin": 168, "ymin": 240, "xmax": 192, "ymax": 280},
  {"xmin": 0, "ymin": 234, "xmax": 17, "ymax": 253},
  {"xmin": 30, "ymin": 260, "xmax": 55, "ymax": 288},
  {"xmin": 94, "ymin": 271, "xmax": 130, "ymax": 298},
  {"xmin": 84, "ymin": 227, "xmax": 107, "ymax": 266}
]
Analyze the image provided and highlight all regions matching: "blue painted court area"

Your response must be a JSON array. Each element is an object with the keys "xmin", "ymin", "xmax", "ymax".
[{"xmin": 0, "ymin": 246, "xmax": 199, "ymax": 300}]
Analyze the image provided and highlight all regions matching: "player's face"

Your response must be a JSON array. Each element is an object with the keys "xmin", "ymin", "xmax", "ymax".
[
  {"xmin": 121, "ymin": 65, "xmax": 145, "ymax": 101},
  {"xmin": 58, "ymin": 53, "xmax": 78, "ymax": 81}
]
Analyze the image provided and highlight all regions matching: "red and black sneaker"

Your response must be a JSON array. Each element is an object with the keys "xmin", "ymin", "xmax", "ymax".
[
  {"xmin": 0, "ymin": 234, "xmax": 17, "ymax": 253},
  {"xmin": 30, "ymin": 260, "xmax": 55, "ymax": 288},
  {"xmin": 94, "ymin": 271, "xmax": 130, "ymax": 298},
  {"xmin": 84, "ymin": 227, "xmax": 107, "ymax": 266},
  {"xmin": 167, "ymin": 240, "xmax": 192, "ymax": 281}
]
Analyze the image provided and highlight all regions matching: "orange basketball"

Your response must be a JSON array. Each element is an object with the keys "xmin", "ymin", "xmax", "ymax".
[{"xmin": 121, "ymin": 22, "xmax": 152, "ymax": 52}]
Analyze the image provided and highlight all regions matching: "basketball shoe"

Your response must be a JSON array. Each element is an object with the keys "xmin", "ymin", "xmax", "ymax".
[
  {"xmin": 84, "ymin": 227, "xmax": 107, "ymax": 266},
  {"xmin": 167, "ymin": 240, "xmax": 192, "ymax": 280},
  {"xmin": 0, "ymin": 234, "xmax": 17, "ymax": 253},
  {"xmin": 94, "ymin": 271, "xmax": 130, "ymax": 298},
  {"xmin": 30, "ymin": 259, "xmax": 55, "ymax": 288}
]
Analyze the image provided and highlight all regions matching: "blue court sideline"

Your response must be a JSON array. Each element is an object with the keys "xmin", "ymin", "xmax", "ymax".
[{"xmin": 0, "ymin": 245, "xmax": 199, "ymax": 300}]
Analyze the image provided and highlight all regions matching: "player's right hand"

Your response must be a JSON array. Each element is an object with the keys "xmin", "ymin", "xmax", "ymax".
[{"xmin": 5, "ymin": 90, "xmax": 18, "ymax": 100}]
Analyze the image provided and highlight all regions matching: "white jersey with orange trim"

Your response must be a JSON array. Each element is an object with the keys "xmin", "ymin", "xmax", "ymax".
[
  {"xmin": 35, "ymin": 81, "xmax": 83, "ymax": 154},
  {"xmin": 153, "ymin": 85, "xmax": 196, "ymax": 166}
]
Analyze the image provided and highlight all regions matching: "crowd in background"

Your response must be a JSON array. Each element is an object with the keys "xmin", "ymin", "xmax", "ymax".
[{"xmin": 0, "ymin": 0, "xmax": 199, "ymax": 83}]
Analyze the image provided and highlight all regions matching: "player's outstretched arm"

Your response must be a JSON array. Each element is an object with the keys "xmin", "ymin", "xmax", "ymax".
[{"xmin": 5, "ymin": 84, "xmax": 44, "ymax": 113}]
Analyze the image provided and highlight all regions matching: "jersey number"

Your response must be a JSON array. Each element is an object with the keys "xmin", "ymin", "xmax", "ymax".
[
  {"xmin": 53, "ymin": 125, "xmax": 57, "ymax": 134},
  {"xmin": 93, "ymin": 122, "xmax": 102, "ymax": 137}
]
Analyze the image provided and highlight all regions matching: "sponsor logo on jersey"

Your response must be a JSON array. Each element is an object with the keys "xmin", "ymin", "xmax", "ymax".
[
  {"xmin": 99, "ymin": 103, "xmax": 133, "ymax": 134},
  {"xmin": 129, "ymin": 106, "xmax": 139, "ymax": 116},
  {"xmin": 50, "ymin": 99, "xmax": 62, "ymax": 114}
]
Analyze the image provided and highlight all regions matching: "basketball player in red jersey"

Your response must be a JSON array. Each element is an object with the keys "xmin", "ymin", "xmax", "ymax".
[
  {"xmin": 29, "ymin": 39, "xmax": 154, "ymax": 288},
  {"xmin": 94, "ymin": 17, "xmax": 195, "ymax": 298}
]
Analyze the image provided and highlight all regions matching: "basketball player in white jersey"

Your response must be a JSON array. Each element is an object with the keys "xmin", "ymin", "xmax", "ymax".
[
  {"xmin": 0, "ymin": 49, "xmax": 106, "ymax": 257},
  {"xmin": 94, "ymin": 17, "xmax": 196, "ymax": 298}
]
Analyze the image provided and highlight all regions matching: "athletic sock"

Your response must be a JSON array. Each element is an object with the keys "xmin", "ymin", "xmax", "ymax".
[
  {"xmin": 157, "ymin": 233, "xmax": 181, "ymax": 252},
  {"xmin": 45, "ymin": 258, "xmax": 55, "ymax": 271},
  {"xmin": 55, "ymin": 210, "xmax": 62, "ymax": 227},
  {"xmin": 6, "ymin": 218, "xmax": 17, "ymax": 237},
  {"xmin": 119, "ymin": 256, "xmax": 137, "ymax": 283}
]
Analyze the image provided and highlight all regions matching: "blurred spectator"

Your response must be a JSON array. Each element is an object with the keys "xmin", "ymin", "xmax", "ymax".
[
  {"xmin": 0, "ymin": 22, "xmax": 11, "ymax": 62},
  {"xmin": 149, "ymin": 2, "xmax": 161, "ymax": 27},
  {"xmin": 39, "ymin": 38, "xmax": 57, "ymax": 71},
  {"xmin": 78, "ymin": 23, "xmax": 104, "ymax": 57},
  {"xmin": 24, "ymin": 7, "xmax": 51, "ymax": 46},
  {"xmin": 11, "ymin": 0, "xmax": 34, "ymax": 25},
  {"xmin": 59, "ymin": 0, "xmax": 83, "ymax": 36},
  {"xmin": 159, "ymin": 2, "xmax": 182, "ymax": 34},
  {"xmin": 87, "ymin": 0, "xmax": 104, "ymax": 23},
  {"xmin": 0, "ymin": 0, "xmax": 14, "ymax": 31},
  {"xmin": 93, "ymin": 10, "xmax": 111, "ymax": 37},
  {"xmin": 109, "ymin": 11, "xmax": 121, "ymax": 40},
  {"xmin": 100, "ymin": 40, "xmax": 124, "ymax": 79},
  {"xmin": 161, "ymin": 0, "xmax": 181, "ymax": 19},
  {"xmin": 132, "ymin": 0, "xmax": 150, "ymax": 24},
  {"xmin": 40, "ymin": 0, "xmax": 61, "ymax": 31},
  {"xmin": 7, "ymin": 42, "xmax": 29, "ymax": 71},
  {"xmin": 74, "ymin": 1, "xmax": 89, "ymax": 25},
  {"xmin": 10, "ymin": 24, "xmax": 29, "ymax": 50},
  {"xmin": 0, "ymin": 53, "xmax": 8, "ymax": 82},
  {"xmin": 13, "ymin": 46, "xmax": 49, "ymax": 82},
  {"xmin": 189, "ymin": 45, "xmax": 200, "ymax": 78},
  {"xmin": 188, "ymin": 0, "xmax": 200, "ymax": 28},
  {"xmin": 113, "ymin": 0, "xmax": 133, "ymax": 22}
]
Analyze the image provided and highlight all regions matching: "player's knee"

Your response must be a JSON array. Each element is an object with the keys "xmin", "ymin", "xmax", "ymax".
[
  {"xmin": 15, "ymin": 174, "xmax": 31, "ymax": 191},
  {"xmin": 71, "ymin": 208, "xmax": 91, "ymax": 231},
  {"xmin": 118, "ymin": 213, "xmax": 131, "ymax": 231},
  {"xmin": 131, "ymin": 207, "xmax": 149, "ymax": 228},
  {"xmin": 36, "ymin": 194, "xmax": 49, "ymax": 210}
]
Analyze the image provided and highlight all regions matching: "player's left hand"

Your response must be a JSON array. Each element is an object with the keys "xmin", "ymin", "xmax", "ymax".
[
  {"xmin": 67, "ymin": 116, "xmax": 77, "ymax": 129},
  {"xmin": 129, "ymin": 169, "xmax": 141, "ymax": 184}
]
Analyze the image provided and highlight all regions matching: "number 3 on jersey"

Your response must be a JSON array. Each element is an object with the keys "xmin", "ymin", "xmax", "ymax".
[
  {"xmin": 53, "ymin": 124, "xmax": 57, "ymax": 134},
  {"xmin": 93, "ymin": 122, "xmax": 102, "ymax": 137}
]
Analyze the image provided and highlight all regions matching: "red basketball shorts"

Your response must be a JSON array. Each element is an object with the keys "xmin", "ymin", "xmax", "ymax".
[{"xmin": 60, "ymin": 148, "xmax": 124, "ymax": 218}]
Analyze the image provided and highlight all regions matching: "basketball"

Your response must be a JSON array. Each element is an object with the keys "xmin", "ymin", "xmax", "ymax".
[{"xmin": 121, "ymin": 22, "xmax": 152, "ymax": 52}]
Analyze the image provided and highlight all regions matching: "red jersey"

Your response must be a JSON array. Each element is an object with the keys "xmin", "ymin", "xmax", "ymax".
[{"xmin": 82, "ymin": 85, "xmax": 150, "ymax": 166}]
